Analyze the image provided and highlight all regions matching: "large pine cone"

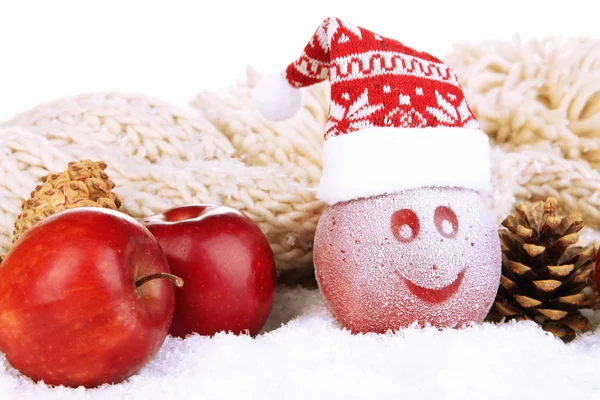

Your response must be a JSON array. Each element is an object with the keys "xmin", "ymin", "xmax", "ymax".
[{"xmin": 487, "ymin": 197, "xmax": 598, "ymax": 342}]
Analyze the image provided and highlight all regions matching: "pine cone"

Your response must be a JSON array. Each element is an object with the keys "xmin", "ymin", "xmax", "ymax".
[
  {"xmin": 487, "ymin": 197, "xmax": 598, "ymax": 342},
  {"xmin": 13, "ymin": 160, "xmax": 122, "ymax": 242}
]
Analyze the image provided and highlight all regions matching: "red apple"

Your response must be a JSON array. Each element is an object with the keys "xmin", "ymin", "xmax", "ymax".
[
  {"xmin": 0, "ymin": 207, "xmax": 181, "ymax": 388},
  {"xmin": 141, "ymin": 204, "xmax": 277, "ymax": 338}
]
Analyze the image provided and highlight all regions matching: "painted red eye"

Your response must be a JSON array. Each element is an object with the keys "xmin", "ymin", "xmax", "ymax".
[
  {"xmin": 434, "ymin": 206, "xmax": 458, "ymax": 239},
  {"xmin": 391, "ymin": 209, "xmax": 420, "ymax": 243}
]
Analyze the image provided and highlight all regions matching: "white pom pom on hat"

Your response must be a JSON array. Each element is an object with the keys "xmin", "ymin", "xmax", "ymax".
[{"xmin": 252, "ymin": 73, "xmax": 303, "ymax": 122}]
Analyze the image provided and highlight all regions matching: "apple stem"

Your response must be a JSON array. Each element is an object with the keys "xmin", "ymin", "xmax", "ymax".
[{"xmin": 135, "ymin": 272, "xmax": 184, "ymax": 288}]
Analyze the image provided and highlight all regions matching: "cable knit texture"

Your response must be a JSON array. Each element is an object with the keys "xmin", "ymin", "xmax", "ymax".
[{"xmin": 2, "ymin": 36, "xmax": 600, "ymax": 270}]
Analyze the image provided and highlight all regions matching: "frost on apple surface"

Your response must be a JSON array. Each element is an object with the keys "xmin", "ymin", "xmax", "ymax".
[{"xmin": 313, "ymin": 186, "xmax": 502, "ymax": 333}]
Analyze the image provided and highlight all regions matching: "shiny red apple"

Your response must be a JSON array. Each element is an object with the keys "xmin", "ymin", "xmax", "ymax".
[
  {"xmin": 0, "ymin": 207, "xmax": 181, "ymax": 388},
  {"xmin": 141, "ymin": 204, "xmax": 277, "ymax": 338}
]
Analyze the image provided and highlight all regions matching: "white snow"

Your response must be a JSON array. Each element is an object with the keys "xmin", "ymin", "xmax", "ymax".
[
  {"xmin": 2, "ymin": 285, "xmax": 600, "ymax": 399},
  {"xmin": 442, "ymin": 220, "xmax": 453, "ymax": 235}
]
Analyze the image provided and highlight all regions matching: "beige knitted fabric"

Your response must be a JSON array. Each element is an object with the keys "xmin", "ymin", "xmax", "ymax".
[
  {"xmin": 2, "ymin": 36, "xmax": 600, "ymax": 271},
  {"xmin": 445, "ymin": 36, "xmax": 600, "ymax": 245},
  {"xmin": 0, "ymin": 91, "xmax": 327, "ymax": 270}
]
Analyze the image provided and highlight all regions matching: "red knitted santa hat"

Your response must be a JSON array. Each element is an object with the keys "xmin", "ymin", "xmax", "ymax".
[{"xmin": 253, "ymin": 17, "xmax": 491, "ymax": 205}]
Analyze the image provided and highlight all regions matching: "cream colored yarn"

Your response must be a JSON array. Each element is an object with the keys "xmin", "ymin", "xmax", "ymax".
[
  {"xmin": 445, "ymin": 36, "xmax": 600, "ymax": 245},
  {"xmin": 0, "ymin": 92, "xmax": 326, "ymax": 270},
  {"xmin": 2, "ymin": 36, "xmax": 600, "ymax": 271},
  {"xmin": 447, "ymin": 37, "xmax": 600, "ymax": 167}
]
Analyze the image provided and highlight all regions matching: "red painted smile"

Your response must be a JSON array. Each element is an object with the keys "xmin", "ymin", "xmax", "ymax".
[{"xmin": 404, "ymin": 270, "xmax": 466, "ymax": 303}]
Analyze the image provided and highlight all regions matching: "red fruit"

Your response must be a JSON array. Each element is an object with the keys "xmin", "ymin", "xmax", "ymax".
[
  {"xmin": 314, "ymin": 187, "xmax": 502, "ymax": 333},
  {"xmin": 141, "ymin": 204, "xmax": 277, "ymax": 338},
  {"xmin": 0, "ymin": 208, "xmax": 180, "ymax": 388}
]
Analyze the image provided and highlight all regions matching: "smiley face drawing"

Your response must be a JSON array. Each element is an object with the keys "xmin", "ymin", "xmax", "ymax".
[{"xmin": 314, "ymin": 187, "xmax": 502, "ymax": 334}]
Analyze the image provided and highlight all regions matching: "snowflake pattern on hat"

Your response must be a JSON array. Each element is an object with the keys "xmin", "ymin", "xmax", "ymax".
[
  {"xmin": 253, "ymin": 16, "xmax": 491, "ymax": 205},
  {"xmin": 284, "ymin": 17, "xmax": 480, "ymax": 139}
]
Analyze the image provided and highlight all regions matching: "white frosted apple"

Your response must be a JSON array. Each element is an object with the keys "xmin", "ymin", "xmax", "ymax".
[{"xmin": 313, "ymin": 186, "xmax": 502, "ymax": 333}]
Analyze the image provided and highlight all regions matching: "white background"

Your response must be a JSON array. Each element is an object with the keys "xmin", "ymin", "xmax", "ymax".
[{"xmin": 0, "ymin": 0, "xmax": 598, "ymax": 121}]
